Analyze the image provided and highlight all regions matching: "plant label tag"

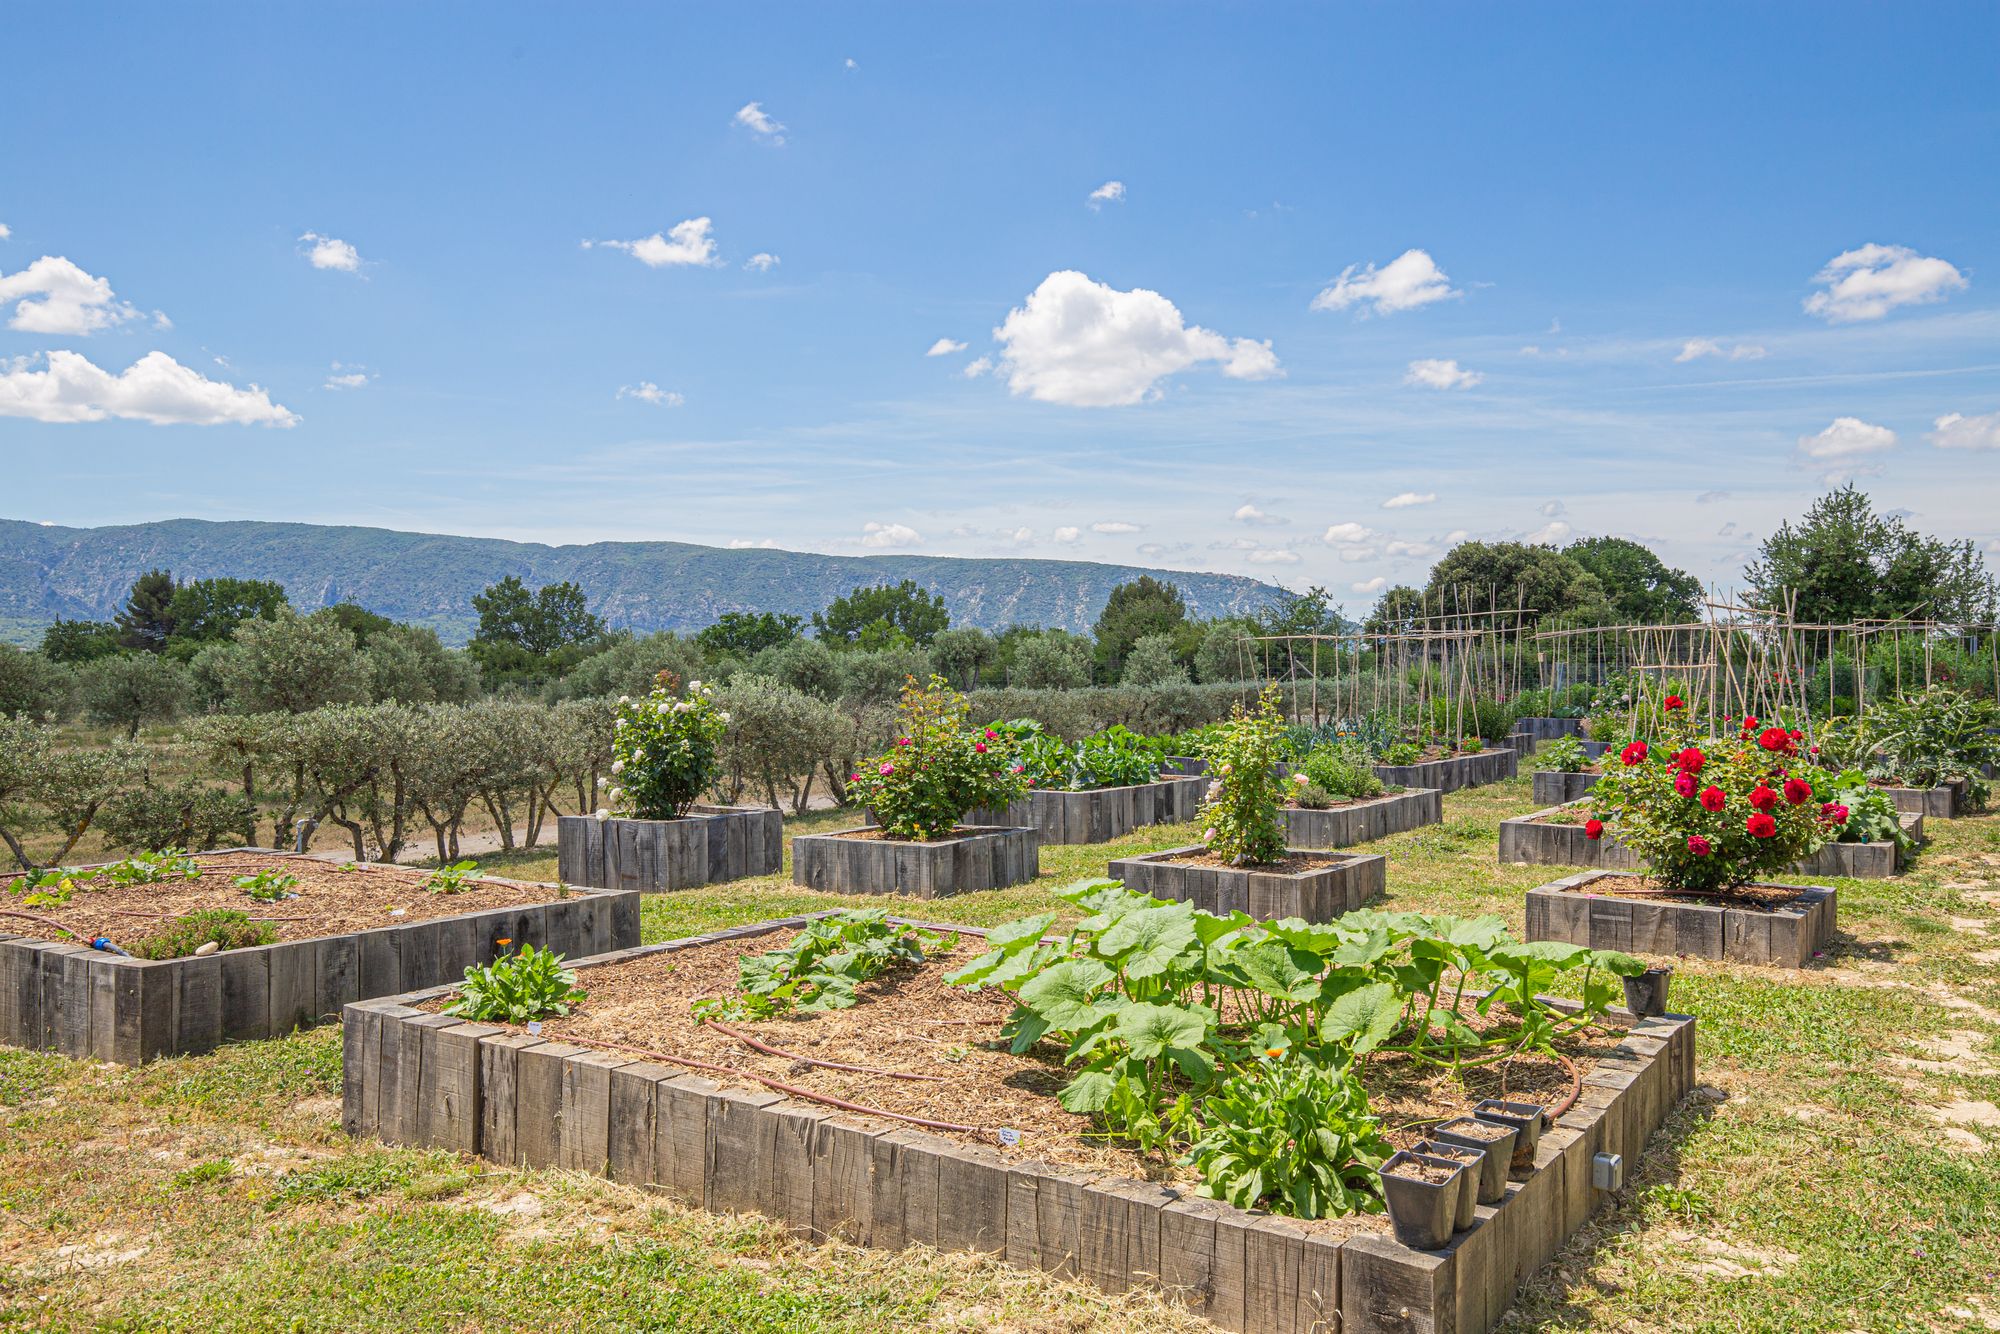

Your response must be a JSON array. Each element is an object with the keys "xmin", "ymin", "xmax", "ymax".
[
  {"xmin": 527, "ymin": 1022, "xmax": 543, "ymax": 1036},
  {"xmin": 997, "ymin": 1128, "xmax": 1020, "ymax": 1147}
]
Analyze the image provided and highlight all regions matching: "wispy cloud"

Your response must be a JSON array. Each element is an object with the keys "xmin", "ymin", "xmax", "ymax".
[
  {"xmin": 1087, "ymin": 180, "xmax": 1126, "ymax": 210},
  {"xmin": 585, "ymin": 218, "xmax": 721, "ymax": 268},
  {"xmin": 1312, "ymin": 249, "xmax": 1459, "ymax": 316},
  {"xmin": 733, "ymin": 101, "xmax": 786, "ymax": 144}
]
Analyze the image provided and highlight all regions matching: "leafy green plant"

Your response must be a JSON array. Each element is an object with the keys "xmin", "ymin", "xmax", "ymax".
[
  {"xmin": 1005, "ymin": 722, "xmax": 1171, "ymax": 791},
  {"xmin": 129, "ymin": 909, "xmax": 276, "ymax": 960},
  {"xmin": 1198, "ymin": 684, "xmax": 1288, "ymax": 865},
  {"xmin": 947, "ymin": 879, "xmax": 1640, "ymax": 1218},
  {"xmin": 11, "ymin": 865, "xmax": 91, "ymax": 907},
  {"xmin": 103, "ymin": 849, "xmax": 203, "ymax": 887},
  {"xmin": 608, "ymin": 673, "xmax": 730, "ymax": 819},
  {"xmin": 1820, "ymin": 687, "xmax": 1997, "ymax": 803},
  {"xmin": 1809, "ymin": 769, "xmax": 1912, "ymax": 851},
  {"xmin": 1296, "ymin": 743, "xmax": 1385, "ymax": 802},
  {"xmin": 845, "ymin": 676, "xmax": 1028, "ymax": 840},
  {"xmin": 232, "ymin": 868, "xmax": 299, "ymax": 902},
  {"xmin": 444, "ymin": 945, "xmax": 587, "ymax": 1024},
  {"xmin": 423, "ymin": 860, "xmax": 480, "ymax": 894},
  {"xmin": 694, "ymin": 910, "xmax": 957, "ymax": 1021},
  {"xmin": 1378, "ymin": 740, "xmax": 1422, "ymax": 767},
  {"xmin": 1533, "ymin": 735, "xmax": 1596, "ymax": 774},
  {"xmin": 1184, "ymin": 1049, "xmax": 1392, "ymax": 1218}
]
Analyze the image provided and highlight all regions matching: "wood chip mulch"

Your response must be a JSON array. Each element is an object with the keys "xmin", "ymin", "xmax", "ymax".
[
  {"xmin": 0, "ymin": 852, "xmax": 573, "ymax": 948},
  {"xmin": 1565, "ymin": 871, "xmax": 1810, "ymax": 910}
]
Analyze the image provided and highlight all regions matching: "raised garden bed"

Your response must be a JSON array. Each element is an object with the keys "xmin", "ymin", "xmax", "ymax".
[
  {"xmin": 343, "ymin": 915, "xmax": 1696, "ymax": 1334},
  {"xmin": 968, "ymin": 776, "xmax": 1205, "ymax": 845},
  {"xmin": 1515, "ymin": 717, "xmax": 1586, "ymax": 743},
  {"xmin": 1531, "ymin": 770, "xmax": 1602, "ymax": 805},
  {"xmin": 1106, "ymin": 846, "xmax": 1385, "ymax": 922},
  {"xmin": 1279, "ymin": 788, "xmax": 1442, "ymax": 849},
  {"xmin": 1373, "ymin": 747, "xmax": 1517, "ymax": 794},
  {"xmin": 1525, "ymin": 868, "xmax": 1836, "ymax": 968},
  {"xmin": 0, "ymin": 849, "xmax": 637, "ymax": 1064},
  {"xmin": 557, "ymin": 805, "xmax": 782, "ymax": 892},
  {"xmin": 1164, "ymin": 755, "xmax": 1209, "ymax": 778},
  {"xmin": 792, "ymin": 826, "xmax": 1038, "ymax": 898},
  {"xmin": 1500, "ymin": 803, "xmax": 1922, "ymax": 880},
  {"xmin": 1876, "ymin": 777, "xmax": 1971, "ymax": 819}
]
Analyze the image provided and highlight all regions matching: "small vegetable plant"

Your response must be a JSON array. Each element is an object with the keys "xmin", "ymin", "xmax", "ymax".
[
  {"xmin": 1818, "ymin": 687, "xmax": 1997, "ymax": 806},
  {"xmin": 1809, "ymin": 769, "xmax": 1912, "ymax": 852},
  {"xmin": 104, "ymin": 849, "xmax": 203, "ymax": 887},
  {"xmin": 129, "ymin": 909, "xmax": 276, "ymax": 960},
  {"xmin": 1296, "ymin": 743, "xmax": 1386, "ymax": 803},
  {"xmin": 11, "ymin": 866, "xmax": 90, "ymax": 907},
  {"xmin": 423, "ymin": 860, "xmax": 480, "ymax": 894},
  {"xmin": 1184, "ymin": 1049, "xmax": 1392, "ymax": 1219},
  {"xmin": 608, "ymin": 673, "xmax": 731, "ymax": 819},
  {"xmin": 1005, "ymin": 722, "xmax": 1171, "ymax": 792},
  {"xmin": 445, "ymin": 945, "xmax": 587, "ymax": 1024},
  {"xmin": 844, "ymin": 676, "xmax": 1029, "ymax": 840},
  {"xmin": 1198, "ymin": 684, "xmax": 1288, "ymax": 865},
  {"xmin": 233, "ymin": 869, "xmax": 299, "ymax": 902},
  {"xmin": 694, "ymin": 909, "xmax": 957, "ymax": 1021},
  {"xmin": 1533, "ymin": 735, "xmax": 1597, "ymax": 774},
  {"xmin": 1586, "ymin": 700, "xmax": 1844, "ymax": 894}
]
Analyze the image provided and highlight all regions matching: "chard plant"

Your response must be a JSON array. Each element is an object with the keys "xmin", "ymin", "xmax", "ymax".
[
  {"xmin": 1532, "ymin": 735, "xmax": 1596, "ymax": 774},
  {"xmin": 104, "ymin": 849, "xmax": 202, "ymax": 887},
  {"xmin": 445, "ymin": 944, "xmax": 587, "ymax": 1024}
]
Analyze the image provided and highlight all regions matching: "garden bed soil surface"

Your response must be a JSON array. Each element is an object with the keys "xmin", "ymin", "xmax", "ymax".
[
  {"xmin": 1283, "ymin": 789, "xmax": 1408, "ymax": 811},
  {"xmin": 1149, "ymin": 850, "xmax": 1352, "ymax": 875},
  {"xmin": 835, "ymin": 827, "xmax": 991, "ymax": 843},
  {"xmin": 0, "ymin": 851, "xmax": 567, "ymax": 948},
  {"xmin": 416, "ymin": 925, "xmax": 1629, "ymax": 1241}
]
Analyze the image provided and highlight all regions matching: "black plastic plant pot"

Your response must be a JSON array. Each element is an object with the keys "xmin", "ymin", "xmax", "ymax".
[
  {"xmin": 1414, "ymin": 1140, "xmax": 1481, "ymax": 1230},
  {"xmin": 1428, "ymin": 1115, "xmax": 1516, "ymax": 1204},
  {"xmin": 1472, "ymin": 1098, "xmax": 1545, "ymax": 1168},
  {"xmin": 1379, "ymin": 1150, "xmax": 1469, "ymax": 1251},
  {"xmin": 1622, "ymin": 965, "xmax": 1674, "ymax": 1017}
]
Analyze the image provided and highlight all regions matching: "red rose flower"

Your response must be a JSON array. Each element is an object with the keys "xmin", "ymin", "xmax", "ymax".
[
  {"xmin": 1821, "ymin": 802, "xmax": 1850, "ymax": 825},
  {"xmin": 1700, "ymin": 785, "xmax": 1726, "ymax": 812},
  {"xmin": 1620, "ymin": 740, "xmax": 1648, "ymax": 766},
  {"xmin": 1674, "ymin": 771, "xmax": 1698, "ymax": 798},
  {"xmin": 1758, "ymin": 727, "xmax": 1792, "ymax": 753},
  {"xmin": 1673, "ymin": 746, "xmax": 1706, "ymax": 773},
  {"xmin": 1584, "ymin": 818, "xmax": 1605, "ymax": 840},
  {"xmin": 1782, "ymin": 777, "xmax": 1812, "ymax": 805},
  {"xmin": 1746, "ymin": 812, "xmax": 1778, "ymax": 838},
  {"xmin": 1687, "ymin": 834, "xmax": 1712, "ymax": 856},
  {"xmin": 1742, "ymin": 715, "xmax": 1759, "ymax": 730},
  {"xmin": 1663, "ymin": 695, "xmax": 1686, "ymax": 711},
  {"xmin": 1749, "ymin": 785, "xmax": 1778, "ymax": 811}
]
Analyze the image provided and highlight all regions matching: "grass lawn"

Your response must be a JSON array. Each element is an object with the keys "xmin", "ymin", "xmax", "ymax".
[{"xmin": 3, "ymin": 776, "xmax": 1998, "ymax": 1331}]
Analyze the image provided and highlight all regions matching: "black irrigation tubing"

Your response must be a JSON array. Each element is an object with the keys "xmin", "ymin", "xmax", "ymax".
[
  {"xmin": 700, "ymin": 1017, "xmax": 948, "ymax": 1083},
  {"xmin": 0, "ymin": 906, "xmax": 99, "ymax": 937},
  {"xmin": 546, "ymin": 1031, "xmax": 996, "ymax": 1139}
]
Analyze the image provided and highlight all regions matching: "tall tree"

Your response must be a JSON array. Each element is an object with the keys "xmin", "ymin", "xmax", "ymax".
[
  {"xmin": 165, "ymin": 577, "xmax": 289, "ymax": 648},
  {"xmin": 39, "ymin": 619, "xmax": 122, "ymax": 664},
  {"xmin": 322, "ymin": 602, "xmax": 398, "ymax": 646},
  {"xmin": 813, "ymin": 580, "xmax": 950, "ymax": 648},
  {"xmin": 471, "ymin": 576, "xmax": 605, "ymax": 656},
  {"xmin": 115, "ymin": 568, "xmax": 178, "ymax": 652},
  {"xmin": 1564, "ymin": 537, "xmax": 1701, "ymax": 623},
  {"xmin": 695, "ymin": 611, "xmax": 803, "ymax": 659},
  {"xmin": 1255, "ymin": 585, "xmax": 1347, "ymax": 637},
  {"xmin": 1744, "ymin": 485, "xmax": 1998, "ymax": 624},
  {"xmin": 1423, "ymin": 542, "xmax": 1606, "ymax": 624},
  {"xmin": 1093, "ymin": 576, "xmax": 1187, "ymax": 675}
]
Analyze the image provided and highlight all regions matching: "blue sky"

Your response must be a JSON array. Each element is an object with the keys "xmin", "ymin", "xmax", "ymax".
[{"xmin": 3, "ymin": 2, "xmax": 1996, "ymax": 614}]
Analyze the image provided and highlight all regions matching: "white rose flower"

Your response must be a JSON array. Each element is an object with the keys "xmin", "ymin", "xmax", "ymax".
[
  {"xmin": 718, "ymin": 711, "xmax": 731, "ymax": 723},
  {"xmin": 610, "ymin": 759, "xmax": 624, "ymax": 774},
  {"xmin": 618, "ymin": 695, "xmax": 631, "ymax": 705},
  {"xmin": 593, "ymin": 808, "xmax": 609, "ymax": 821},
  {"xmin": 688, "ymin": 679, "xmax": 702, "ymax": 691},
  {"xmin": 596, "ymin": 775, "xmax": 607, "ymax": 787},
  {"xmin": 607, "ymin": 786, "xmax": 623, "ymax": 800},
  {"xmin": 614, "ymin": 718, "xmax": 626, "ymax": 730}
]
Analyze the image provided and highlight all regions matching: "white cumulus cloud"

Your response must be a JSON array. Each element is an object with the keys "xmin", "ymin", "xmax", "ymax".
[
  {"xmin": 1382, "ymin": 491, "xmax": 1435, "ymax": 509},
  {"xmin": 1352, "ymin": 577, "xmax": 1389, "ymax": 595},
  {"xmin": 299, "ymin": 232, "xmax": 362, "ymax": 272},
  {"xmin": 1930, "ymin": 411, "xmax": 2000, "ymax": 451},
  {"xmin": 962, "ymin": 356, "xmax": 993, "ymax": 378},
  {"xmin": 860, "ymin": 521, "xmax": 921, "ymax": 548},
  {"xmin": 1087, "ymin": 181, "xmax": 1126, "ymax": 209},
  {"xmin": 618, "ymin": 382, "xmax": 684, "ymax": 406},
  {"xmin": 0, "ymin": 350, "xmax": 298, "ymax": 426},
  {"xmin": 1525, "ymin": 519, "xmax": 1572, "ymax": 546},
  {"xmin": 1092, "ymin": 521, "xmax": 1142, "ymax": 535},
  {"xmin": 1804, "ymin": 244, "xmax": 1966, "ymax": 323},
  {"xmin": 1798, "ymin": 416, "xmax": 1897, "ymax": 460},
  {"xmin": 586, "ymin": 218, "xmax": 722, "ymax": 269},
  {"xmin": 1675, "ymin": 337, "xmax": 1767, "ymax": 363},
  {"xmin": 1051, "ymin": 526, "xmax": 1080, "ymax": 543},
  {"xmin": 1248, "ymin": 549, "xmax": 1301, "ymax": 565},
  {"xmin": 0, "ymin": 256, "xmax": 143, "ymax": 335},
  {"xmin": 993, "ymin": 270, "xmax": 1280, "ymax": 407},
  {"xmin": 733, "ymin": 102, "xmax": 786, "ymax": 144},
  {"xmin": 1311, "ymin": 248, "xmax": 1459, "ymax": 316},
  {"xmin": 1233, "ymin": 503, "xmax": 1287, "ymax": 526},
  {"xmin": 926, "ymin": 338, "xmax": 967, "ymax": 357},
  {"xmin": 1323, "ymin": 522, "xmax": 1379, "ymax": 547},
  {"xmin": 1404, "ymin": 358, "xmax": 1482, "ymax": 390},
  {"xmin": 743, "ymin": 252, "xmax": 780, "ymax": 272}
]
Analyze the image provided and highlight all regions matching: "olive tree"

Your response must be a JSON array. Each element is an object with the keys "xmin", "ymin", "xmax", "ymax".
[
  {"xmin": 77, "ymin": 653, "xmax": 192, "ymax": 737},
  {"xmin": 1121, "ymin": 633, "xmax": 1190, "ymax": 686},
  {"xmin": 716, "ymin": 674, "xmax": 854, "ymax": 813},
  {"xmin": 0, "ymin": 716, "xmax": 145, "ymax": 870},
  {"xmin": 216, "ymin": 609, "xmax": 373, "ymax": 714}
]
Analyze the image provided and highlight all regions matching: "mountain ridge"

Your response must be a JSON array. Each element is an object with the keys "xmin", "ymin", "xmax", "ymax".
[{"xmin": 0, "ymin": 518, "xmax": 1288, "ymax": 645}]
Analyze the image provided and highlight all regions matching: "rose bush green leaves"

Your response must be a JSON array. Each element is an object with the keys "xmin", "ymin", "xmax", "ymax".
[
  {"xmin": 843, "ymin": 676, "xmax": 1028, "ymax": 840},
  {"xmin": 444, "ymin": 944, "xmax": 587, "ymax": 1024},
  {"xmin": 1587, "ymin": 702, "xmax": 1840, "ymax": 893},
  {"xmin": 949, "ymin": 878, "xmax": 1641, "ymax": 1219},
  {"xmin": 1198, "ymin": 684, "xmax": 1288, "ymax": 865},
  {"xmin": 608, "ymin": 674, "xmax": 729, "ymax": 820}
]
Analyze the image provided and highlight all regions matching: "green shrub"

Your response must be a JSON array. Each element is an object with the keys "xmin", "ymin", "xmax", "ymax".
[
  {"xmin": 1532, "ymin": 735, "xmax": 1595, "ymax": 774},
  {"xmin": 609, "ymin": 675, "xmax": 728, "ymax": 819},
  {"xmin": 444, "ymin": 945, "xmax": 587, "ymax": 1024},
  {"xmin": 1185, "ymin": 1050, "xmax": 1392, "ymax": 1218},
  {"xmin": 1298, "ymin": 744, "xmax": 1384, "ymax": 801},
  {"xmin": 846, "ymin": 676, "xmax": 1028, "ymax": 840},
  {"xmin": 129, "ymin": 910, "xmax": 276, "ymax": 960},
  {"xmin": 1199, "ymin": 685, "xmax": 1288, "ymax": 865}
]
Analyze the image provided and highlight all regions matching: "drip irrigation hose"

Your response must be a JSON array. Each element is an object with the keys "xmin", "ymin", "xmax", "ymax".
[
  {"xmin": 0, "ymin": 907, "xmax": 130, "ymax": 955},
  {"xmin": 700, "ymin": 1017, "xmax": 947, "ymax": 1083},
  {"xmin": 544, "ymin": 1031, "xmax": 995, "ymax": 1139}
]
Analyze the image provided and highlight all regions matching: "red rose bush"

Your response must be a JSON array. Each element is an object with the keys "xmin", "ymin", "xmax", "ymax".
[
  {"xmin": 846, "ymin": 675, "xmax": 1030, "ymax": 841},
  {"xmin": 1586, "ymin": 708, "xmax": 1845, "ymax": 894}
]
